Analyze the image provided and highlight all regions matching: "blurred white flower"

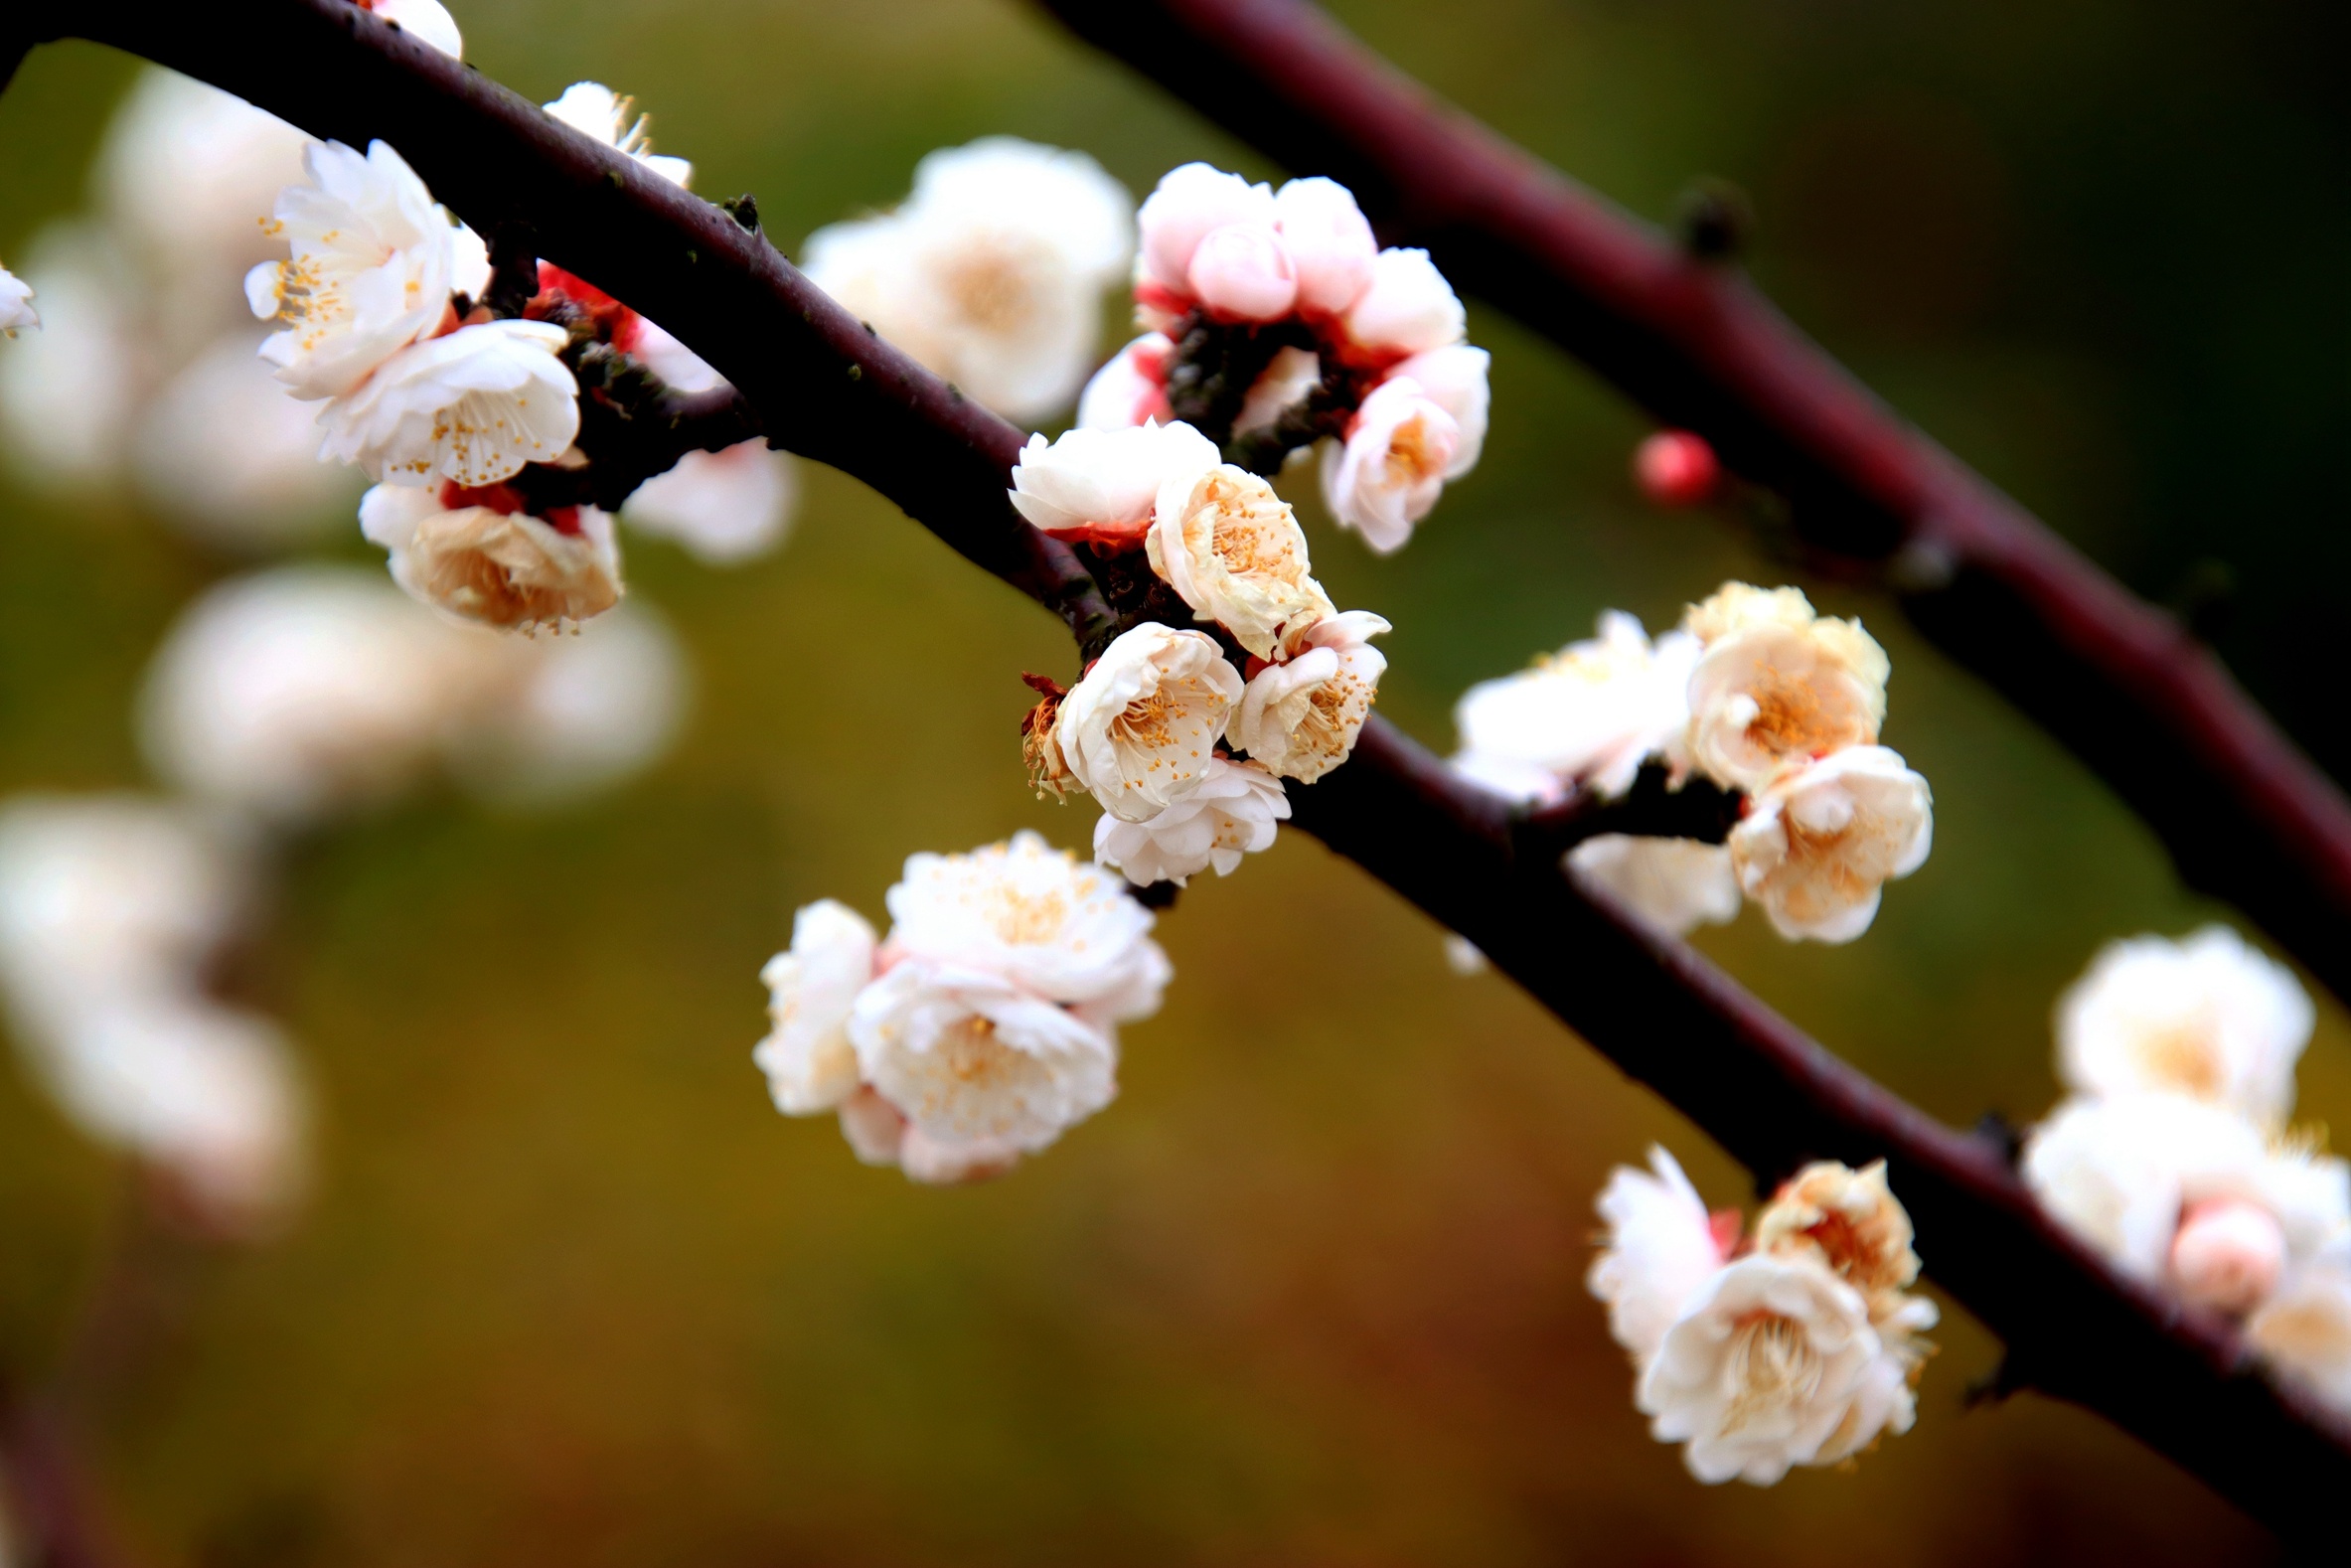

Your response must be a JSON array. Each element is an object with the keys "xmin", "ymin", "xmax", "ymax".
[
  {"xmin": 1272, "ymin": 177, "xmax": 1378, "ymax": 317},
  {"xmin": 357, "ymin": 0, "xmax": 464, "ymax": 58},
  {"xmin": 1009, "ymin": 420, "xmax": 1220, "ymax": 549},
  {"xmin": 1589, "ymin": 1146, "xmax": 1725, "ymax": 1364},
  {"xmin": 1728, "ymin": 746, "xmax": 1932, "ymax": 943},
  {"xmin": 620, "ymin": 440, "xmax": 798, "ymax": 565},
  {"xmin": 1637, "ymin": 1253, "xmax": 1886, "ymax": 1487},
  {"xmin": 133, "ymin": 331, "xmax": 360, "ymax": 547},
  {"xmin": 1075, "ymin": 331, "xmax": 1175, "ymax": 431},
  {"xmin": 2248, "ymin": 1264, "xmax": 2351, "ymax": 1416},
  {"xmin": 1055, "ymin": 624, "xmax": 1243, "ymax": 823},
  {"xmin": 1093, "ymin": 756, "xmax": 1288, "ymax": 887},
  {"xmin": 245, "ymin": 139, "xmax": 455, "ymax": 400},
  {"xmin": 1452, "ymin": 611, "xmax": 1698, "ymax": 803},
  {"xmin": 0, "ymin": 265, "xmax": 35, "ymax": 334},
  {"xmin": 2021, "ymin": 1093, "xmax": 2270, "ymax": 1282},
  {"xmin": 1566, "ymin": 837, "xmax": 1740, "ymax": 937},
  {"xmin": 1230, "ymin": 610, "xmax": 1389, "ymax": 784},
  {"xmin": 138, "ymin": 564, "xmax": 483, "ymax": 823},
  {"xmin": 1442, "ymin": 934, "xmax": 1489, "ymax": 975},
  {"xmin": 0, "ymin": 224, "xmax": 150, "ymax": 490},
  {"xmin": 320, "ymin": 318, "xmax": 579, "ymax": 488},
  {"xmin": 1148, "ymin": 464, "xmax": 1332, "ymax": 661},
  {"xmin": 754, "ymin": 899, "xmax": 877, "ymax": 1115},
  {"xmin": 2055, "ymin": 925, "xmax": 2312, "ymax": 1131},
  {"xmin": 2170, "ymin": 1197, "xmax": 2288, "ymax": 1316},
  {"xmin": 883, "ymin": 831, "xmax": 1170, "ymax": 1019},
  {"xmin": 848, "ymin": 960, "xmax": 1118, "ymax": 1179},
  {"xmin": 803, "ymin": 137, "xmax": 1133, "ymax": 420},
  {"xmin": 1755, "ymin": 1160, "xmax": 1925, "ymax": 1307},
  {"xmin": 1136, "ymin": 163, "xmax": 1275, "ymax": 299},
  {"xmin": 360, "ymin": 483, "xmax": 621, "ymax": 631},
  {"xmin": 543, "ymin": 82, "xmax": 693, "ymax": 188},
  {"xmin": 1682, "ymin": 582, "xmax": 1890, "ymax": 792},
  {"xmin": 449, "ymin": 602, "xmax": 690, "ymax": 802},
  {"xmin": 1339, "ymin": 246, "xmax": 1466, "ymax": 360},
  {"xmin": 1319, "ymin": 375, "xmax": 1460, "ymax": 553}
]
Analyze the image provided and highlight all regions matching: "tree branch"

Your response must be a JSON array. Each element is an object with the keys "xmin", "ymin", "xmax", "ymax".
[
  {"xmin": 33, "ymin": 0, "xmax": 2351, "ymax": 1542},
  {"xmin": 1027, "ymin": 0, "xmax": 2351, "ymax": 1016}
]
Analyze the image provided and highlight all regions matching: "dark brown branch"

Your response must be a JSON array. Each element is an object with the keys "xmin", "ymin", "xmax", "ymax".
[
  {"xmin": 35, "ymin": 0, "xmax": 2351, "ymax": 1542},
  {"xmin": 1028, "ymin": 0, "xmax": 2351, "ymax": 1017},
  {"xmin": 1509, "ymin": 762, "xmax": 1743, "ymax": 863}
]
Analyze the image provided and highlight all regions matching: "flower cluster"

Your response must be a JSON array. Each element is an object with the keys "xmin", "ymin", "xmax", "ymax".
[
  {"xmin": 2021, "ymin": 928, "xmax": 2351, "ymax": 1415},
  {"xmin": 803, "ymin": 138, "xmax": 1135, "ymax": 421},
  {"xmin": 238, "ymin": 78, "xmax": 793, "ymax": 629},
  {"xmin": 1449, "ymin": 583, "xmax": 1932, "ymax": 942},
  {"xmin": 754, "ymin": 833, "xmax": 1170, "ymax": 1183},
  {"xmin": 1590, "ymin": 1149, "xmax": 1937, "ymax": 1485},
  {"xmin": 1081, "ymin": 164, "xmax": 1489, "ymax": 554},
  {"xmin": 1010, "ymin": 421, "xmax": 1390, "ymax": 886}
]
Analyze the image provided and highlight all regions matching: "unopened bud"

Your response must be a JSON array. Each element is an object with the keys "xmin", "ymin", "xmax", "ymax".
[
  {"xmin": 1635, "ymin": 430, "xmax": 1720, "ymax": 508},
  {"xmin": 2170, "ymin": 1197, "xmax": 2285, "ymax": 1316}
]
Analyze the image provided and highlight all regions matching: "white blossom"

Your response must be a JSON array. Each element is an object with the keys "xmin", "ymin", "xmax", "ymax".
[
  {"xmin": 358, "ymin": 0, "xmax": 464, "ymax": 58},
  {"xmin": 1008, "ymin": 420, "xmax": 1221, "ymax": 549},
  {"xmin": 1636, "ymin": 1253, "xmax": 1886, "ymax": 1486},
  {"xmin": 0, "ymin": 225, "xmax": 149, "ymax": 490},
  {"xmin": 133, "ymin": 332, "xmax": 361, "ymax": 547},
  {"xmin": 1319, "ymin": 375, "xmax": 1462, "ymax": 553},
  {"xmin": 2248, "ymin": 1264, "xmax": 2351, "ymax": 1416},
  {"xmin": 1184, "ymin": 221, "xmax": 1298, "ymax": 322},
  {"xmin": 1076, "ymin": 331, "xmax": 1176, "ymax": 430},
  {"xmin": 2021, "ymin": 1093, "xmax": 2271, "ymax": 1282},
  {"xmin": 1230, "ymin": 611, "xmax": 1389, "ymax": 784},
  {"xmin": 447, "ymin": 603, "xmax": 691, "ymax": 803},
  {"xmin": 1588, "ymin": 1146, "xmax": 1725, "ymax": 1363},
  {"xmin": 1567, "ymin": 837, "xmax": 1741, "ymax": 937},
  {"xmin": 1339, "ymin": 246, "xmax": 1466, "ymax": 359},
  {"xmin": 620, "ymin": 440, "xmax": 798, "ymax": 565},
  {"xmin": 1136, "ymin": 163, "xmax": 1276, "ymax": 298},
  {"xmin": 1452, "ymin": 611, "xmax": 1697, "ymax": 802},
  {"xmin": 1093, "ymin": 757, "xmax": 1288, "ymax": 887},
  {"xmin": 1391, "ymin": 344, "xmax": 1490, "ymax": 473},
  {"xmin": 848, "ymin": 960, "xmax": 1119, "ymax": 1171},
  {"xmin": 138, "ymin": 565, "xmax": 482, "ymax": 822},
  {"xmin": 543, "ymin": 82, "xmax": 693, "ymax": 187},
  {"xmin": 754, "ymin": 899, "xmax": 878, "ymax": 1115},
  {"xmin": 1755, "ymin": 1161, "xmax": 1926, "ymax": 1308},
  {"xmin": 882, "ymin": 831, "xmax": 1171, "ymax": 1020},
  {"xmin": 1682, "ymin": 582, "xmax": 1890, "ymax": 792},
  {"xmin": 1272, "ymin": 177, "xmax": 1378, "ymax": 316},
  {"xmin": 319, "ymin": 318, "xmax": 580, "ymax": 488},
  {"xmin": 2055, "ymin": 925, "xmax": 2312, "ymax": 1131},
  {"xmin": 245, "ymin": 139, "xmax": 455, "ymax": 400},
  {"xmin": 0, "ymin": 265, "xmax": 35, "ymax": 335},
  {"xmin": 1148, "ymin": 464, "xmax": 1333, "ymax": 661},
  {"xmin": 803, "ymin": 138, "xmax": 1133, "ymax": 420},
  {"xmin": 1728, "ymin": 746, "xmax": 1932, "ymax": 944},
  {"xmin": 1055, "ymin": 625, "xmax": 1244, "ymax": 822},
  {"xmin": 360, "ymin": 483, "xmax": 622, "ymax": 631}
]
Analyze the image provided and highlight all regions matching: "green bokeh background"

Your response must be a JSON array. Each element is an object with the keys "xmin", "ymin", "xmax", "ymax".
[{"xmin": 3, "ymin": 1, "xmax": 2347, "ymax": 1562}]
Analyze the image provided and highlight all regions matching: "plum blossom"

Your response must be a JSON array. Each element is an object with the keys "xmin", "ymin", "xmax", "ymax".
[
  {"xmin": 133, "ymin": 334, "xmax": 364, "ymax": 546},
  {"xmin": 1319, "ymin": 375, "xmax": 1462, "ymax": 552},
  {"xmin": 1055, "ymin": 625, "xmax": 1243, "ymax": 822},
  {"xmin": 1136, "ymin": 163, "xmax": 1276, "ymax": 303},
  {"xmin": 1185, "ymin": 222, "xmax": 1298, "ymax": 322},
  {"xmin": 1230, "ymin": 611, "xmax": 1390, "ymax": 784},
  {"xmin": 0, "ymin": 266, "xmax": 35, "ymax": 335},
  {"xmin": 2171, "ymin": 1198, "xmax": 2289, "ymax": 1316},
  {"xmin": 754, "ymin": 900, "xmax": 878, "ymax": 1115},
  {"xmin": 1008, "ymin": 420, "xmax": 1221, "ymax": 549},
  {"xmin": 361, "ymin": 482, "xmax": 622, "ymax": 631},
  {"xmin": 1077, "ymin": 332, "xmax": 1176, "ymax": 430},
  {"xmin": 1093, "ymin": 757, "xmax": 1289, "ymax": 887},
  {"xmin": 1338, "ymin": 245, "xmax": 1466, "ymax": 360},
  {"xmin": 1589, "ymin": 1147, "xmax": 1727, "ymax": 1363},
  {"xmin": 1682, "ymin": 582, "xmax": 1890, "ymax": 792},
  {"xmin": 1727, "ymin": 746, "xmax": 1933, "ymax": 943},
  {"xmin": 244, "ymin": 139, "xmax": 456, "ymax": 400},
  {"xmin": 2056, "ymin": 925, "xmax": 2312, "ymax": 1131},
  {"xmin": 447, "ymin": 605, "xmax": 691, "ymax": 803},
  {"xmin": 0, "ymin": 226, "xmax": 147, "ymax": 490},
  {"xmin": 543, "ymin": 82, "xmax": 693, "ymax": 187},
  {"xmin": 1452, "ymin": 611, "xmax": 1698, "ymax": 803},
  {"xmin": 620, "ymin": 440, "xmax": 799, "ymax": 565},
  {"xmin": 319, "ymin": 318, "xmax": 580, "ymax": 488},
  {"xmin": 1272, "ymin": 177, "xmax": 1379, "ymax": 316},
  {"xmin": 803, "ymin": 138, "xmax": 1133, "ymax": 420},
  {"xmin": 2021, "ymin": 1093, "xmax": 2272, "ymax": 1283},
  {"xmin": 1566, "ymin": 837, "xmax": 1741, "ymax": 937},
  {"xmin": 1148, "ymin": 464, "xmax": 1333, "ymax": 660}
]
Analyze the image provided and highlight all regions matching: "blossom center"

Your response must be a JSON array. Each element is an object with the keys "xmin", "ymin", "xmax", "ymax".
[{"xmin": 1721, "ymin": 1312, "xmax": 1822, "ymax": 1434}]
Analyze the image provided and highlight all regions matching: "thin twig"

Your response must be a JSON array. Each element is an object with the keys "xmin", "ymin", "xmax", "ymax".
[
  {"xmin": 1028, "ymin": 0, "xmax": 2351, "ymax": 1015},
  {"xmin": 33, "ymin": 0, "xmax": 2351, "ymax": 1541}
]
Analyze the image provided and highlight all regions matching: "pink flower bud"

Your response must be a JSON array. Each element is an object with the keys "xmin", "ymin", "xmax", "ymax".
[
  {"xmin": 1137, "ymin": 162, "xmax": 1276, "ymax": 294},
  {"xmin": 1186, "ymin": 223, "xmax": 1299, "ymax": 322},
  {"xmin": 1635, "ymin": 430, "xmax": 1720, "ymax": 507},
  {"xmin": 1339, "ymin": 246, "xmax": 1465, "ymax": 359},
  {"xmin": 1274, "ymin": 177, "xmax": 1378, "ymax": 316},
  {"xmin": 1077, "ymin": 332, "xmax": 1176, "ymax": 430},
  {"xmin": 2170, "ymin": 1197, "xmax": 2286, "ymax": 1316}
]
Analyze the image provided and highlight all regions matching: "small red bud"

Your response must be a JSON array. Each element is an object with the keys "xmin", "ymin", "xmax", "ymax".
[{"xmin": 1635, "ymin": 430, "xmax": 1720, "ymax": 508}]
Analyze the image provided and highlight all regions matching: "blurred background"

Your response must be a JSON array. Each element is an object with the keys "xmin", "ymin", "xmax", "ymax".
[{"xmin": 2, "ymin": 0, "xmax": 2347, "ymax": 1562}]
